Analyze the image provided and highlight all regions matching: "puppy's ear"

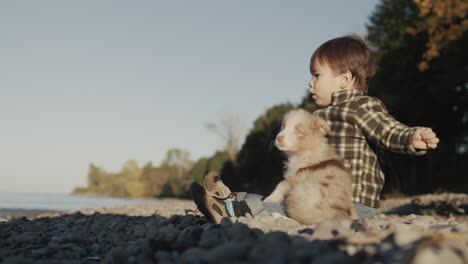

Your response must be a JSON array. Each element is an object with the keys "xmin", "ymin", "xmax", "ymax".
[{"xmin": 312, "ymin": 117, "xmax": 330, "ymax": 136}]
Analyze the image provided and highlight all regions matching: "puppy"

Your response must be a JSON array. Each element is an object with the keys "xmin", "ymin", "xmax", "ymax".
[{"xmin": 264, "ymin": 109, "xmax": 356, "ymax": 225}]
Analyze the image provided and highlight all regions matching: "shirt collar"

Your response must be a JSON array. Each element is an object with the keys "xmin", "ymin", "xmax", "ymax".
[{"xmin": 330, "ymin": 89, "xmax": 364, "ymax": 105}]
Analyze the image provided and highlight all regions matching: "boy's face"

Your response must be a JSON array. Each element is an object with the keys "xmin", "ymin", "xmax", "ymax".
[{"xmin": 309, "ymin": 60, "xmax": 343, "ymax": 106}]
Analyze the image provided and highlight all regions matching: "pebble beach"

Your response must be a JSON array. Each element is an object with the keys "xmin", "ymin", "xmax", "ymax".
[{"xmin": 1, "ymin": 193, "xmax": 468, "ymax": 264}]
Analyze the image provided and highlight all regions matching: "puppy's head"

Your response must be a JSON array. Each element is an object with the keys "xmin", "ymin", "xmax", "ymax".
[{"xmin": 275, "ymin": 109, "xmax": 330, "ymax": 153}]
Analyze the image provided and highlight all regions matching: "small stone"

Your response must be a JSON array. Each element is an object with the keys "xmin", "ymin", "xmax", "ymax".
[
  {"xmin": 247, "ymin": 218, "xmax": 270, "ymax": 232},
  {"xmin": 168, "ymin": 215, "xmax": 180, "ymax": 223},
  {"xmin": 249, "ymin": 228, "xmax": 264, "ymax": 239},
  {"xmin": 311, "ymin": 220, "xmax": 352, "ymax": 240},
  {"xmin": 146, "ymin": 226, "xmax": 160, "ymax": 239},
  {"xmin": 179, "ymin": 215, "xmax": 195, "ymax": 226},
  {"xmin": 453, "ymin": 223, "xmax": 468, "ymax": 232},
  {"xmin": 245, "ymin": 213, "xmax": 254, "ymax": 220},
  {"xmin": 377, "ymin": 213, "xmax": 387, "ymax": 218},
  {"xmin": 402, "ymin": 214, "xmax": 417, "ymax": 222},
  {"xmin": 179, "ymin": 248, "xmax": 206, "ymax": 264},
  {"xmin": 203, "ymin": 242, "xmax": 247, "ymax": 262},
  {"xmin": 413, "ymin": 246, "xmax": 464, "ymax": 264},
  {"xmin": 31, "ymin": 248, "xmax": 49, "ymax": 257},
  {"xmin": 429, "ymin": 224, "xmax": 453, "ymax": 231},
  {"xmin": 393, "ymin": 229, "xmax": 423, "ymax": 246},
  {"xmin": 391, "ymin": 222, "xmax": 422, "ymax": 233},
  {"xmin": 345, "ymin": 245, "xmax": 359, "ymax": 256},
  {"xmin": 201, "ymin": 223, "xmax": 215, "ymax": 232},
  {"xmin": 155, "ymin": 224, "xmax": 179, "ymax": 244},
  {"xmin": 220, "ymin": 217, "xmax": 233, "ymax": 229},
  {"xmin": 15, "ymin": 233, "xmax": 37, "ymax": 243},
  {"xmin": 312, "ymin": 251, "xmax": 352, "ymax": 263},
  {"xmin": 275, "ymin": 216, "xmax": 300, "ymax": 228},
  {"xmin": 258, "ymin": 215, "xmax": 276, "ymax": 226},
  {"xmin": 298, "ymin": 228, "xmax": 314, "ymax": 235},
  {"xmin": 134, "ymin": 225, "xmax": 146, "ymax": 238},
  {"xmin": 174, "ymin": 226, "xmax": 203, "ymax": 250},
  {"xmin": 262, "ymin": 231, "xmax": 290, "ymax": 245},
  {"xmin": 410, "ymin": 215, "xmax": 437, "ymax": 229},
  {"xmin": 446, "ymin": 217, "xmax": 457, "ymax": 223},
  {"xmin": 125, "ymin": 243, "xmax": 141, "ymax": 257},
  {"xmin": 154, "ymin": 250, "xmax": 172, "ymax": 262},
  {"xmin": 74, "ymin": 218, "xmax": 88, "ymax": 225},
  {"xmin": 237, "ymin": 216, "xmax": 249, "ymax": 224},
  {"xmin": 127, "ymin": 256, "xmax": 137, "ymax": 264},
  {"xmin": 90, "ymin": 243, "xmax": 102, "ymax": 255},
  {"xmin": 199, "ymin": 229, "xmax": 222, "ymax": 249},
  {"xmin": 351, "ymin": 218, "xmax": 382, "ymax": 234}
]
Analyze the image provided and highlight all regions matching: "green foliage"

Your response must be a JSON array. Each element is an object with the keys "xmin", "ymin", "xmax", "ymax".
[
  {"xmin": 191, "ymin": 151, "xmax": 231, "ymax": 185},
  {"xmin": 161, "ymin": 148, "xmax": 191, "ymax": 169},
  {"xmin": 73, "ymin": 148, "xmax": 194, "ymax": 199},
  {"xmin": 191, "ymin": 157, "xmax": 209, "ymax": 185}
]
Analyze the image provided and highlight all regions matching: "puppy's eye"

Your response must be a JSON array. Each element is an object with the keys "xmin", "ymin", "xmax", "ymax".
[{"xmin": 295, "ymin": 129, "xmax": 303, "ymax": 135}]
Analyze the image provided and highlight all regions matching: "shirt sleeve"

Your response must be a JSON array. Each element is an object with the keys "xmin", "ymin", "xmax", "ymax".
[{"xmin": 353, "ymin": 97, "xmax": 426, "ymax": 156}]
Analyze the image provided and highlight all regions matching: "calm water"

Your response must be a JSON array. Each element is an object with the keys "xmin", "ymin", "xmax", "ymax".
[{"xmin": 0, "ymin": 191, "xmax": 158, "ymax": 216}]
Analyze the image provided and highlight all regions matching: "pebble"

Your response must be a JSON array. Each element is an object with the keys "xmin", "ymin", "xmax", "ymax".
[{"xmin": 1, "ymin": 194, "xmax": 467, "ymax": 263}]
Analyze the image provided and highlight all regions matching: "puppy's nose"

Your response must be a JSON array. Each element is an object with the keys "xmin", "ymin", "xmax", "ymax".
[{"xmin": 277, "ymin": 135, "xmax": 284, "ymax": 143}]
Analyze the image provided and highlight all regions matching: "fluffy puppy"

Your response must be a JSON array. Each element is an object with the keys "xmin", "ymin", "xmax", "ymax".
[{"xmin": 264, "ymin": 109, "xmax": 356, "ymax": 225}]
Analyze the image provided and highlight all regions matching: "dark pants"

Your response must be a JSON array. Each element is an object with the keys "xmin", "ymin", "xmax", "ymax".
[{"xmin": 233, "ymin": 192, "xmax": 376, "ymax": 219}]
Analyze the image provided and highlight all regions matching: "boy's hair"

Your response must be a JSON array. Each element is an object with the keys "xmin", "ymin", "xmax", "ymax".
[{"xmin": 310, "ymin": 35, "xmax": 375, "ymax": 93}]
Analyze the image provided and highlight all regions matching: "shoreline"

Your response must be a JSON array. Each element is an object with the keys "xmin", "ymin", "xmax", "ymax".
[
  {"xmin": 1, "ymin": 193, "xmax": 467, "ymax": 263},
  {"xmin": 0, "ymin": 208, "xmax": 61, "ymax": 218}
]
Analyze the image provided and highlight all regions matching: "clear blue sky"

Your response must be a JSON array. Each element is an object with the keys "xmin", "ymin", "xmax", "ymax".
[{"xmin": 0, "ymin": 0, "xmax": 378, "ymax": 194}]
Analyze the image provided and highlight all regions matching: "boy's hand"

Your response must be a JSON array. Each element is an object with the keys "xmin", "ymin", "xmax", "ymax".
[{"xmin": 411, "ymin": 127, "xmax": 439, "ymax": 150}]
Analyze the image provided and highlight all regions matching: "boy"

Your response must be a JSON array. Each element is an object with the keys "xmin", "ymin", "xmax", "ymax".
[{"xmin": 191, "ymin": 35, "xmax": 439, "ymax": 223}]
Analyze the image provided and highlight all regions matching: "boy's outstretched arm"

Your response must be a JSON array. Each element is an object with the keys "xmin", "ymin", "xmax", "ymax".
[{"xmin": 411, "ymin": 127, "xmax": 439, "ymax": 150}]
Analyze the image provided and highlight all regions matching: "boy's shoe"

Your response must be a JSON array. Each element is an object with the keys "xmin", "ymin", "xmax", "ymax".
[
  {"xmin": 204, "ymin": 171, "xmax": 232, "ymax": 199},
  {"xmin": 190, "ymin": 182, "xmax": 230, "ymax": 224}
]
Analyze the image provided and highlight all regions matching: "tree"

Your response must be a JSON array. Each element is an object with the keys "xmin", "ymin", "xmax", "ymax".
[
  {"xmin": 406, "ymin": 0, "xmax": 468, "ymax": 71},
  {"xmin": 161, "ymin": 148, "xmax": 192, "ymax": 169},
  {"xmin": 160, "ymin": 148, "xmax": 193, "ymax": 198},
  {"xmin": 365, "ymin": 0, "xmax": 468, "ymax": 194},
  {"xmin": 204, "ymin": 110, "xmax": 247, "ymax": 160},
  {"xmin": 191, "ymin": 151, "xmax": 231, "ymax": 185}
]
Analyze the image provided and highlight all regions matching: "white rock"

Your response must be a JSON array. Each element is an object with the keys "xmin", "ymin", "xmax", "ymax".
[
  {"xmin": 393, "ymin": 229, "xmax": 423, "ymax": 246},
  {"xmin": 237, "ymin": 216, "xmax": 249, "ymax": 224},
  {"xmin": 410, "ymin": 215, "xmax": 437, "ymax": 229},
  {"xmin": 413, "ymin": 246, "xmax": 465, "ymax": 264},
  {"xmin": 311, "ymin": 220, "xmax": 352, "ymax": 240}
]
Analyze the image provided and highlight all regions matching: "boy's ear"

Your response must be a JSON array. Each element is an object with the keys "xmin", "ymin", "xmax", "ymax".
[
  {"xmin": 312, "ymin": 117, "xmax": 330, "ymax": 136},
  {"xmin": 339, "ymin": 71, "xmax": 354, "ymax": 89}
]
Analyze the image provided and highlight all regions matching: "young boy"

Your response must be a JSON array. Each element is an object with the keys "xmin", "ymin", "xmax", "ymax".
[{"xmin": 191, "ymin": 35, "xmax": 439, "ymax": 223}]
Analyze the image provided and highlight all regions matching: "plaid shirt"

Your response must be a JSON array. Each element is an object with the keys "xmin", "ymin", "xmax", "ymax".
[{"xmin": 314, "ymin": 89, "xmax": 425, "ymax": 208}]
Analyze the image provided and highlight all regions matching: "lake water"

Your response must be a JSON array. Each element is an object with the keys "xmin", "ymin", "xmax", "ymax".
[{"xmin": 0, "ymin": 191, "xmax": 158, "ymax": 217}]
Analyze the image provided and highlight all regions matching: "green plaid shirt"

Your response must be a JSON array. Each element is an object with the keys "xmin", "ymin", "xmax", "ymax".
[{"xmin": 314, "ymin": 89, "xmax": 425, "ymax": 208}]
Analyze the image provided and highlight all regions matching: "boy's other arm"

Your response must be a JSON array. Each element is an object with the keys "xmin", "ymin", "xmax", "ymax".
[
  {"xmin": 411, "ymin": 127, "xmax": 439, "ymax": 150},
  {"xmin": 353, "ymin": 98, "xmax": 432, "ymax": 155}
]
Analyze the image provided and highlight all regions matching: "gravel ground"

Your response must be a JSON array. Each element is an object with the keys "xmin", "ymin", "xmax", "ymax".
[{"xmin": 1, "ymin": 194, "xmax": 468, "ymax": 264}]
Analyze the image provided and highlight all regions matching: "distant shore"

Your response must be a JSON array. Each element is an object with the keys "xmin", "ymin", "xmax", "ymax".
[
  {"xmin": 0, "ymin": 208, "xmax": 60, "ymax": 218},
  {"xmin": 0, "ymin": 191, "xmax": 160, "ymax": 219}
]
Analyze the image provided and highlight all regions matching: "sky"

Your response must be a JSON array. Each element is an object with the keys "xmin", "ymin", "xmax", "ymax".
[{"xmin": 0, "ymin": 0, "xmax": 378, "ymax": 194}]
